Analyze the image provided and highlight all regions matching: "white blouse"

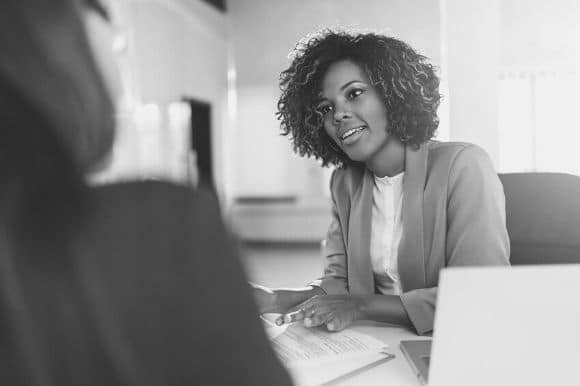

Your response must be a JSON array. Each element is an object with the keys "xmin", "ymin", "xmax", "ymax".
[{"xmin": 370, "ymin": 172, "xmax": 404, "ymax": 295}]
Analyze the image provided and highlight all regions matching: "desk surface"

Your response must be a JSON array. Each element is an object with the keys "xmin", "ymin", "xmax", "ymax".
[{"xmin": 286, "ymin": 321, "xmax": 427, "ymax": 386}]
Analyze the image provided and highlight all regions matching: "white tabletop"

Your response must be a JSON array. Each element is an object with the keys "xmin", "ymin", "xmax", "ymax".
[{"xmin": 286, "ymin": 321, "xmax": 428, "ymax": 386}]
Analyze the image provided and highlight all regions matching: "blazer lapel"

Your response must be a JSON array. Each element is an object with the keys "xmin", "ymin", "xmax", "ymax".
[
  {"xmin": 347, "ymin": 168, "xmax": 375, "ymax": 294},
  {"xmin": 398, "ymin": 143, "xmax": 429, "ymax": 292}
]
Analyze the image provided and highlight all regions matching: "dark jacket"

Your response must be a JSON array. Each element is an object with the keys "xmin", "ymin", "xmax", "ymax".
[{"xmin": 0, "ymin": 182, "xmax": 292, "ymax": 386}]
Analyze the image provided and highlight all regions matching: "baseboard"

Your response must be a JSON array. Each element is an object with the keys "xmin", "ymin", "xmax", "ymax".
[{"xmin": 227, "ymin": 199, "xmax": 331, "ymax": 243}]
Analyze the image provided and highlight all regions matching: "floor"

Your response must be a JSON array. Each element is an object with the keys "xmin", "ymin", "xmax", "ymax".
[{"xmin": 239, "ymin": 243, "xmax": 322, "ymax": 288}]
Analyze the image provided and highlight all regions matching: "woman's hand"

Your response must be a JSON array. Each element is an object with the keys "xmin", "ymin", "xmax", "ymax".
[
  {"xmin": 250, "ymin": 284, "xmax": 326, "ymax": 317},
  {"xmin": 250, "ymin": 283, "xmax": 281, "ymax": 314},
  {"xmin": 277, "ymin": 295, "xmax": 366, "ymax": 332}
]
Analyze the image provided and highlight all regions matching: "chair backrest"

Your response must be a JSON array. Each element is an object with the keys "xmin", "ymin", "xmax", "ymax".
[{"xmin": 499, "ymin": 172, "xmax": 580, "ymax": 265}]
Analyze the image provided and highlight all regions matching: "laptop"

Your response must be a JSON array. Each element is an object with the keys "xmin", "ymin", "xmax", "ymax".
[
  {"xmin": 401, "ymin": 265, "xmax": 580, "ymax": 386},
  {"xmin": 400, "ymin": 339, "xmax": 431, "ymax": 385}
]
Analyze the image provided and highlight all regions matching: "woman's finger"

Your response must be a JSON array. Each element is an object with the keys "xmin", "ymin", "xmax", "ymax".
[
  {"xmin": 274, "ymin": 305, "xmax": 305, "ymax": 325},
  {"xmin": 296, "ymin": 294, "xmax": 321, "ymax": 311},
  {"xmin": 277, "ymin": 295, "xmax": 323, "ymax": 325},
  {"xmin": 303, "ymin": 303, "xmax": 335, "ymax": 327},
  {"xmin": 300, "ymin": 296, "xmax": 330, "ymax": 316},
  {"xmin": 283, "ymin": 308, "xmax": 306, "ymax": 324},
  {"xmin": 304, "ymin": 309, "xmax": 333, "ymax": 328},
  {"xmin": 301, "ymin": 296, "xmax": 351, "ymax": 315},
  {"xmin": 276, "ymin": 294, "xmax": 344, "ymax": 325},
  {"xmin": 325, "ymin": 313, "xmax": 350, "ymax": 332}
]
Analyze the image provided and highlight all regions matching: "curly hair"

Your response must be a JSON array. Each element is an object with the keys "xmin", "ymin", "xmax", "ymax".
[{"xmin": 277, "ymin": 30, "xmax": 442, "ymax": 168}]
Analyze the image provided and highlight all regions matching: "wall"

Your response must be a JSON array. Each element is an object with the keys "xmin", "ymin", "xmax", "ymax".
[
  {"xmin": 132, "ymin": 0, "xmax": 229, "ymax": 197},
  {"xmin": 497, "ymin": 0, "xmax": 580, "ymax": 174},
  {"xmin": 94, "ymin": 0, "xmax": 230, "ymax": 200},
  {"xmin": 99, "ymin": 0, "xmax": 540, "ymax": 209},
  {"xmin": 442, "ymin": 0, "xmax": 580, "ymax": 170},
  {"xmin": 500, "ymin": 0, "xmax": 580, "ymax": 68},
  {"xmin": 129, "ymin": 0, "xmax": 228, "ymax": 103},
  {"xmin": 442, "ymin": 0, "xmax": 501, "ymax": 167},
  {"xmin": 91, "ymin": 0, "xmax": 540, "ymax": 241}
]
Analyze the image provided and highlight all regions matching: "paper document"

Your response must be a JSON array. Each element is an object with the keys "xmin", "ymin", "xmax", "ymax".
[
  {"xmin": 262, "ymin": 320, "xmax": 392, "ymax": 385},
  {"xmin": 261, "ymin": 314, "xmax": 288, "ymax": 339},
  {"xmin": 270, "ymin": 322, "xmax": 387, "ymax": 367}
]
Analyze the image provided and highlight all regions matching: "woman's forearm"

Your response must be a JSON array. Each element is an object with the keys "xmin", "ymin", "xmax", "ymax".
[
  {"xmin": 273, "ymin": 286, "xmax": 325, "ymax": 312},
  {"xmin": 358, "ymin": 294, "xmax": 412, "ymax": 327}
]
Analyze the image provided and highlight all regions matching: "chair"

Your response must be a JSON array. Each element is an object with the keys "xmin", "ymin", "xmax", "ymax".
[{"xmin": 499, "ymin": 172, "xmax": 580, "ymax": 265}]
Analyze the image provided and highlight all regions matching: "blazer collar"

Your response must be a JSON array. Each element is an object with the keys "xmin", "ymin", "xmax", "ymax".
[
  {"xmin": 347, "ymin": 167, "xmax": 375, "ymax": 294},
  {"xmin": 398, "ymin": 142, "xmax": 429, "ymax": 292}
]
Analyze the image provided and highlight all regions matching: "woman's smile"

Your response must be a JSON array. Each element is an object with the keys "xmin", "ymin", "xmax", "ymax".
[{"xmin": 339, "ymin": 125, "xmax": 367, "ymax": 145}]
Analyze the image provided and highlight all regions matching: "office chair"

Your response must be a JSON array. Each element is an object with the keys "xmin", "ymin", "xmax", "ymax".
[{"xmin": 499, "ymin": 172, "xmax": 580, "ymax": 265}]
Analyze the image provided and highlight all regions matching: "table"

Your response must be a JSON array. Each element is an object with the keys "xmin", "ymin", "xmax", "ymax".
[{"xmin": 285, "ymin": 320, "xmax": 428, "ymax": 386}]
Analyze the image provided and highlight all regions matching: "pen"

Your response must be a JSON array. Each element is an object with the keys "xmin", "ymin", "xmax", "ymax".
[
  {"xmin": 319, "ymin": 353, "xmax": 396, "ymax": 385},
  {"xmin": 282, "ymin": 309, "xmax": 303, "ymax": 324},
  {"xmin": 260, "ymin": 314, "xmax": 278, "ymax": 327}
]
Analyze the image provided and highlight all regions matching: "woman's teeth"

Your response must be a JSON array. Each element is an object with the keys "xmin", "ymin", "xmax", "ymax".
[{"xmin": 340, "ymin": 126, "xmax": 365, "ymax": 141}]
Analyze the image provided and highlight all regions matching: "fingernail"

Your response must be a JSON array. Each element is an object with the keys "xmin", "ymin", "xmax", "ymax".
[
  {"xmin": 327, "ymin": 323, "xmax": 335, "ymax": 331},
  {"xmin": 304, "ymin": 318, "xmax": 311, "ymax": 327}
]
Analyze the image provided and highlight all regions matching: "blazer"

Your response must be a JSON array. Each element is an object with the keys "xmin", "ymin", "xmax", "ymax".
[{"xmin": 311, "ymin": 141, "xmax": 510, "ymax": 335}]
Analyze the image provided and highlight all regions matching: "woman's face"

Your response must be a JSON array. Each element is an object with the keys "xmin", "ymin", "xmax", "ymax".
[{"xmin": 318, "ymin": 59, "xmax": 390, "ymax": 163}]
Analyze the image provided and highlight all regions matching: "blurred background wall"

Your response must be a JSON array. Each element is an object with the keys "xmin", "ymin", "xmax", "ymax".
[{"xmin": 99, "ymin": 0, "xmax": 580, "ymax": 243}]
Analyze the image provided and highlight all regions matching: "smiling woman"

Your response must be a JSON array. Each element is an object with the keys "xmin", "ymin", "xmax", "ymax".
[{"xmin": 252, "ymin": 30, "xmax": 511, "ymax": 336}]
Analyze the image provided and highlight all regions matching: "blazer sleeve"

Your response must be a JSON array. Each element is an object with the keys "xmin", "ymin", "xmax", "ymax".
[
  {"xmin": 309, "ymin": 170, "xmax": 349, "ymax": 295},
  {"xmin": 400, "ymin": 145, "xmax": 510, "ymax": 335},
  {"xmin": 445, "ymin": 145, "xmax": 510, "ymax": 267}
]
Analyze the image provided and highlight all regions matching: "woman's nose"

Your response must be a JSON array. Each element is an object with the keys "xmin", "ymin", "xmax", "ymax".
[{"xmin": 333, "ymin": 105, "xmax": 352, "ymax": 123}]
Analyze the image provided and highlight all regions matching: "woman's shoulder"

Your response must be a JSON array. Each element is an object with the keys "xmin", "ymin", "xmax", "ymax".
[
  {"xmin": 427, "ymin": 140, "xmax": 487, "ymax": 156},
  {"xmin": 424, "ymin": 140, "xmax": 498, "ymax": 191},
  {"xmin": 426, "ymin": 140, "xmax": 493, "ymax": 169}
]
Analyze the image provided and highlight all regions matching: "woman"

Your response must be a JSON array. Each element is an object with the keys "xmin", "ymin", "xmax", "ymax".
[
  {"xmin": 254, "ymin": 30, "xmax": 510, "ymax": 335},
  {"xmin": 0, "ymin": 0, "xmax": 291, "ymax": 385}
]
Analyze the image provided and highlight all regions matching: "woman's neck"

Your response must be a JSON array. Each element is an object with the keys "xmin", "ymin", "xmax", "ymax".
[{"xmin": 365, "ymin": 136, "xmax": 405, "ymax": 178}]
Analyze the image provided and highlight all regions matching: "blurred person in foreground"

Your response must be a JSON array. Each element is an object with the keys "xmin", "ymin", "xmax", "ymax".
[
  {"xmin": 253, "ymin": 30, "xmax": 510, "ymax": 336},
  {"xmin": 0, "ymin": 0, "xmax": 291, "ymax": 385}
]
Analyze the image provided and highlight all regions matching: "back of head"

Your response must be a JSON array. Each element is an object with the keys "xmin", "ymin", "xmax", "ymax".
[
  {"xmin": 0, "ymin": 0, "xmax": 115, "ymax": 172},
  {"xmin": 0, "ymin": 3, "xmax": 116, "ymax": 382},
  {"xmin": 0, "ymin": 0, "xmax": 117, "ymax": 238}
]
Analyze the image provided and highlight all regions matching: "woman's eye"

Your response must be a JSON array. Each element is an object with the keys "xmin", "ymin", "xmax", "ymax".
[
  {"xmin": 317, "ymin": 105, "xmax": 333, "ymax": 114},
  {"xmin": 348, "ymin": 89, "xmax": 363, "ymax": 99}
]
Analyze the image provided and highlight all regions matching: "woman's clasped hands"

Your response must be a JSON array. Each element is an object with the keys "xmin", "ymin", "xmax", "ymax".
[
  {"xmin": 278, "ymin": 295, "xmax": 365, "ymax": 331},
  {"xmin": 252, "ymin": 284, "xmax": 366, "ymax": 332}
]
